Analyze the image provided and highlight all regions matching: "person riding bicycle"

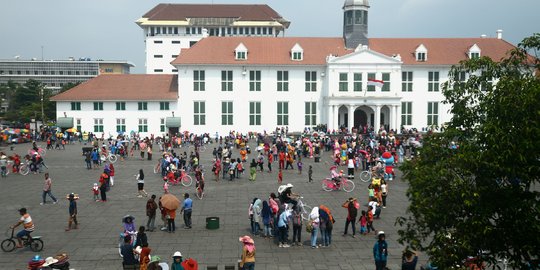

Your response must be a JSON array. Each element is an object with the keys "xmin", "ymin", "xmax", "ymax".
[
  {"xmin": 10, "ymin": 208, "xmax": 34, "ymax": 248},
  {"xmin": 32, "ymin": 141, "xmax": 39, "ymax": 152},
  {"xmin": 329, "ymin": 166, "xmax": 341, "ymax": 187},
  {"xmin": 278, "ymin": 183, "xmax": 299, "ymax": 208}
]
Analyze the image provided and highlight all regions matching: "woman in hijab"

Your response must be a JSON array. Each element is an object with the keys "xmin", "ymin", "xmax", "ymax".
[
  {"xmin": 252, "ymin": 198, "xmax": 262, "ymax": 235},
  {"xmin": 309, "ymin": 207, "xmax": 320, "ymax": 248},
  {"xmin": 261, "ymin": 201, "xmax": 272, "ymax": 238}
]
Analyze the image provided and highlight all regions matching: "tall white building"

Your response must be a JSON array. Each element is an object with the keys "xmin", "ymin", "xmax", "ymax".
[
  {"xmin": 136, "ymin": 4, "xmax": 290, "ymax": 74},
  {"xmin": 53, "ymin": 0, "xmax": 518, "ymax": 136}
]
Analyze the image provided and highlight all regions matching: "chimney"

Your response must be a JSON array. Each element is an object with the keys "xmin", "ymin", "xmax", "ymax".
[{"xmin": 496, "ymin": 29, "xmax": 503, "ymax": 39}]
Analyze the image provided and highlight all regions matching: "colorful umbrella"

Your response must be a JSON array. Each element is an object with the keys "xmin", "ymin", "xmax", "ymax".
[
  {"xmin": 21, "ymin": 129, "xmax": 30, "ymax": 133},
  {"xmin": 66, "ymin": 128, "xmax": 78, "ymax": 133},
  {"xmin": 160, "ymin": 193, "xmax": 180, "ymax": 210}
]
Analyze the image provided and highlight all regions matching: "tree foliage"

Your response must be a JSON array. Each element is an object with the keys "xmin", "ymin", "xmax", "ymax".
[{"xmin": 397, "ymin": 34, "xmax": 540, "ymax": 268}]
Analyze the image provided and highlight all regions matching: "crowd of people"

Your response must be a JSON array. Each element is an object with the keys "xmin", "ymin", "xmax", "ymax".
[{"xmin": 7, "ymin": 125, "xmax": 431, "ymax": 270}]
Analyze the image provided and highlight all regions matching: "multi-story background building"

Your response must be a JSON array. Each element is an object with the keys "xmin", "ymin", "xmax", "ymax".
[
  {"xmin": 0, "ymin": 58, "xmax": 133, "ymax": 93},
  {"xmin": 136, "ymin": 4, "xmax": 290, "ymax": 74},
  {"xmin": 53, "ymin": 0, "xmax": 518, "ymax": 136}
]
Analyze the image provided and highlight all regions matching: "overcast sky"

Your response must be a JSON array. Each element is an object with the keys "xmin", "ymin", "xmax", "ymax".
[{"xmin": 1, "ymin": 0, "xmax": 538, "ymax": 73}]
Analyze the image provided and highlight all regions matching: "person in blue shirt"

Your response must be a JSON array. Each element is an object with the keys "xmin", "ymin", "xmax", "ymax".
[
  {"xmin": 181, "ymin": 193, "xmax": 192, "ymax": 229},
  {"xmin": 373, "ymin": 231, "xmax": 388, "ymax": 270}
]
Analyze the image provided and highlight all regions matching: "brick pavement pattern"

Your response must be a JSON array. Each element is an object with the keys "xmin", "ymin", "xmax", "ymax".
[{"xmin": 0, "ymin": 141, "xmax": 422, "ymax": 269}]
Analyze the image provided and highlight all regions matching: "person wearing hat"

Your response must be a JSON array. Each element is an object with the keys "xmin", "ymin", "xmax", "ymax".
[
  {"xmin": 147, "ymin": 255, "xmax": 163, "ymax": 270},
  {"xmin": 41, "ymin": 256, "xmax": 59, "ymax": 268},
  {"xmin": 373, "ymin": 231, "xmax": 388, "ymax": 270},
  {"xmin": 10, "ymin": 208, "xmax": 34, "ymax": 248},
  {"xmin": 239, "ymin": 236, "xmax": 255, "ymax": 270},
  {"xmin": 65, "ymin": 193, "xmax": 78, "ymax": 231},
  {"xmin": 170, "ymin": 251, "xmax": 184, "ymax": 270}
]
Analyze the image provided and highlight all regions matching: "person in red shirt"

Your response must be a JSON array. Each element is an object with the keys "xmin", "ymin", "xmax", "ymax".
[
  {"xmin": 278, "ymin": 151, "xmax": 285, "ymax": 170},
  {"xmin": 278, "ymin": 169, "xmax": 283, "ymax": 184},
  {"xmin": 267, "ymin": 152, "xmax": 273, "ymax": 173},
  {"xmin": 109, "ymin": 163, "xmax": 115, "ymax": 186},
  {"xmin": 137, "ymin": 242, "xmax": 151, "ymax": 270}
]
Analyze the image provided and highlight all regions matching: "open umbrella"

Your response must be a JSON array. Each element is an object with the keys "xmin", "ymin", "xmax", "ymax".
[
  {"xmin": 21, "ymin": 129, "xmax": 30, "ymax": 133},
  {"xmin": 160, "ymin": 193, "xmax": 180, "ymax": 210},
  {"xmin": 66, "ymin": 128, "xmax": 78, "ymax": 133}
]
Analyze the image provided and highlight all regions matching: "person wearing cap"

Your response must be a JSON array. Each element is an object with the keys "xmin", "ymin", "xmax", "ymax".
[
  {"xmin": 170, "ymin": 251, "xmax": 184, "ymax": 270},
  {"xmin": 65, "ymin": 193, "xmax": 78, "ymax": 231},
  {"xmin": 10, "ymin": 208, "xmax": 34, "ymax": 248},
  {"xmin": 373, "ymin": 231, "xmax": 388, "ymax": 270}
]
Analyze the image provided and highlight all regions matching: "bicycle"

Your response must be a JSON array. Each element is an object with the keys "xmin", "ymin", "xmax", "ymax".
[
  {"xmin": 100, "ymin": 152, "xmax": 118, "ymax": 163},
  {"xmin": 297, "ymin": 197, "xmax": 313, "ymax": 221},
  {"xmin": 359, "ymin": 170, "xmax": 372, "ymax": 182},
  {"xmin": 321, "ymin": 177, "xmax": 355, "ymax": 192},
  {"xmin": 1, "ymin": 228, "xmax": 44, "ymax": 252},
  {"xmin": 178, "ymin": 169, "xmax": 193, "ymax": 187},
  {"xmin": 6, "ymin": 161, "xmax": 30, "ymax": 176}
]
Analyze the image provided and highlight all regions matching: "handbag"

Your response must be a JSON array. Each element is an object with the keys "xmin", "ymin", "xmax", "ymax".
[{"xmin": 305, "ymin": 219, "xmax": 313, "ymax": 233}]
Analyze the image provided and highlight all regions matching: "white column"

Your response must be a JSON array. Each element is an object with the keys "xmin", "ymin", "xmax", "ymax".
[
  {"xmin": 393, "ymin": 105, "xmax": 399, "ymax": 132},
  {"xmin": 348, "ymin": 105, "xmax": 355, "ymax": 130},
  {"xmin": 374, "ymin": 105, "xmax": 381, "ymax": 132},
  {"xmin": 332, "ymin": 105, "xmax": 339, "ymax": 131},
  {"xmin": 328, "ymin": 105, "xmax": 334, "ymax": 131}
]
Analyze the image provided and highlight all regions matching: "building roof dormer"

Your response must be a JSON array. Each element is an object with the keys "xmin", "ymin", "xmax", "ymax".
[
  {"xmin": 468, "ymin": 43, "xmax": 481, "ymax": 59},
  {"xmin": 415, "ymin": 44, "xmax": 427, "ymax": 62},
  {"xmin": 235, "ymin": 43, "xmax": 248, "ymax": 60},
  {"xmin": 291, "ymin": 43, "xmax": 303, "ymax": 61}
]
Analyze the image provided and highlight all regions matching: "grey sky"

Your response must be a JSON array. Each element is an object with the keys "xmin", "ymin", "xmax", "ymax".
[{"xmin": 1, "ymin": 0, "xmax": 538, "ymax": 73}]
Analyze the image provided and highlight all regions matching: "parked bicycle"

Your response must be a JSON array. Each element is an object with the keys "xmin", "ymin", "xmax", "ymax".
[
  {"xmin": 322, "ymin": 177, "xmax": 355, "ymax": 192},
  {"xmin": 1, "ymin": 228, "xmax": 43, "ymax": 252},
  {"xmin": 6, "ymin": 160, "xmax": 30, "ymax": 176},
  {"xmin": 297, "ymin": 197, "xmax": 313, "ymax": 221}
]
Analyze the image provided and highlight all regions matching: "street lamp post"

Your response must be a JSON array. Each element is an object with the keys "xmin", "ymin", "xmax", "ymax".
[{"xmin": 40, "ymin": 88, "xmax": 44, "ymax": 125}]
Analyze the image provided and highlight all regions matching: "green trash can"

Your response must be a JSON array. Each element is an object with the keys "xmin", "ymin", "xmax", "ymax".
[{"xmin": 206, "ymin": 217, "xmax": 219, "ymax": 230}]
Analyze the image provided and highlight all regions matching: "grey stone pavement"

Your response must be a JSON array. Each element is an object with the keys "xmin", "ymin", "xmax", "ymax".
[{"xmin": 0, "ymin": 140, "xmax": 425, "ymax": 270}]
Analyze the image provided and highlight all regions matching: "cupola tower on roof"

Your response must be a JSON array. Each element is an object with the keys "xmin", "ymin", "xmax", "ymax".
[{"xmin": 343, "ymin": 0, "xmax": 370, "ymax": 49}]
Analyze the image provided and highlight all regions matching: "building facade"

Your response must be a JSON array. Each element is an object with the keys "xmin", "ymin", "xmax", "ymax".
[
  {"xmin": 136, "ymin": 4, "xmax": 290, "ymax": 74},
  {"xmin": 52, "ymin": 0, "xmax": 517, "ymax": 137}
]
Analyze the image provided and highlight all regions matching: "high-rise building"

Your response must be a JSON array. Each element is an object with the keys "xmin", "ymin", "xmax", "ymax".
[{"xmin": 136, "ymin": 4, "xmax": 290, "ymax": 74}]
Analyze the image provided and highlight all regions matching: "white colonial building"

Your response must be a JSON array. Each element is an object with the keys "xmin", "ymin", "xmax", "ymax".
[
  {"xmin": 52, "ymin": 0, "xmax": 516, "ymax": 137},
  {"xmin": 136, "ymin": 3, "xmax": 290, "ymax": 74}
]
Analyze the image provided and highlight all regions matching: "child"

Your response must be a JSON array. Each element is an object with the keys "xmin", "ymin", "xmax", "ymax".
[
  {"xmin": 359, "ymin": 210, "xmax": 367, "ymax": 235},
  {"xmin": 278, "ymin": 169, "xmax": 283, "ymax": 184},
  {"xmin": 308, "ymin": 165, "xmax": 313, "ymax": 183},
  {"xmin": 163, "ymin": 177, "xmax": 169, "ymax": 193},
  {"xmin": 367, "ymin": 206, "xmax": 376, "ymax": 234},
  {"xmin": 297, "ymin": 159, "xmax": 303, "ymax": 175},
  {"xmin": 92, "ymin": 183, "xmax": 100, "ymax": 201}
]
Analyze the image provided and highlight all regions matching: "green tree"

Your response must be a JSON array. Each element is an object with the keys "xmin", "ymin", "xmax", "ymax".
[{"xmin": 397, "ymin": 34, "xmax": 540, "ymax": 268}]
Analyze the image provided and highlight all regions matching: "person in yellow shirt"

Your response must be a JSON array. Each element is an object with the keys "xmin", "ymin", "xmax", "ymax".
[{"xmin": 239, "ymin": 235, "xmax": 255, "ymax": 270}]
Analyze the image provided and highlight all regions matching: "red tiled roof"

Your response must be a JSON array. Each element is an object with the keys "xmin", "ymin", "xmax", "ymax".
[
  {"xmin": 369, "ymin": 38, "xmax": 516, "ymax": 65},
  {"xmin": 142, "ymin": 4, "xmax": 286, "ymax": 22},
  {"xmin": 51, "ymin": 74, "xmax": 178, "ymax": 101},
  {"xmin": 172, "ymin": 37, "xmax": 351, "ymax": 66}
]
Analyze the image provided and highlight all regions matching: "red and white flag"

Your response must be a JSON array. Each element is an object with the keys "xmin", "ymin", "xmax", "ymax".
[{"xmin": 367, "ymin": 79, "xmax": 384, "ymax": 88}]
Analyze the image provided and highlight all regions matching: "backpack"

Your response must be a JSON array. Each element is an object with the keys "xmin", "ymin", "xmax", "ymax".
[{"xmin": 292, "ymin": 211, "xmax": 302, "ymax": 226}]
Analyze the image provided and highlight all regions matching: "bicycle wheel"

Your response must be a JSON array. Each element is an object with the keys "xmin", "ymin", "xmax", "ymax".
[
  {"xmin": 359, "ymin": 171, "xmax": 371, "ymax": 182},
  {"xmin": 321, "ymin": 179, "xmax": 333, "ymax": 192},
  {"xmin": 38, "ymin": 148, "xmax": 46, "ymax": 157},
  {"xmin": 19, "ymin": 165, "xmax": 29, "ymax": 176},
  {"xmin": 342, "ymin": 180, "xmax": 356, "ymax": 192},
  {"xmin": 301, "ymin": 205, "xmax": 313, "ymax": 221},
  {"xmin": 196, "ymin": 188, "xmax": 203, "ymax": 200},
  {"xmin": 1, "ymin": 239, "xmax": 16, "ymax": 252},
  {"xmin": 153, "ymin": 163, "xmax": 161, "ymax": 174},
  {"xmin": 181, "ymin": 175, "xmax": 193, "ymax": 187},
  {"xmin": 29, "ymin": 238, "xmax": 43, "ymax": 252},
  {"xmin": 109, "ymin": 155, "xmax": 118, "ymax": 163}
]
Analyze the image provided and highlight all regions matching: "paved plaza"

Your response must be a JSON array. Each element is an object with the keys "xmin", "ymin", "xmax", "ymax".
[{"xmin": 0, "ymin": 140, "xmax": 422, "ymax": 269}]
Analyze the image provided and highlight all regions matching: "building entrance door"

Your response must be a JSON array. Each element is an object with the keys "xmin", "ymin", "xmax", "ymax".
[{"xmin": 354, "ymin": 109, "xmax": 367, "ymax": 128}]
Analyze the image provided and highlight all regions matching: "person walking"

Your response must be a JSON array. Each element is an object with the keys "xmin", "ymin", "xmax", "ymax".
[
  {"xmin": 249, "ymin": 159, "xmax": 257, "ymax": 181},
  {"xmin": 109, "ymin": 162, "xmax": 115, "ymax": 186},
  {"xmin": 308, "ymin": 165, "xmax": 313, "ymax": 183},
  {"xmin": 181, "ymin": 193, "xmax": 192, "ymax": 229},
  {"xmin": 99, "ymin": 172, "xmax": 108, "ymax": 202},
  {"xmin": 373, "ymin": 231, "xmax": 388, "ymax": 270},
  {"xmin": 146, "ymin": 195, "xmax": 158, "ymax": 232},
  {"xmin": 136, "ymin": 169, "xmax": 148, "ymax": 198},
  {"xmin": 41, "ymin": 173, "xmax": 58, "ymax": 205},
  {"xmin": 65, "ymin": 193, "xmax": 78, "ymax": 231},
  {"xmin": 342, "ymin": 198, "xmax": 358, "ymax": 238}
]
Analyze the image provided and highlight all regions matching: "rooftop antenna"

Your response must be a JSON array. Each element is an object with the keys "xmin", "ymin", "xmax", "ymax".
[{"xmin": 41, "ymin": 45, "xmax": 44, "ymax": 60}]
